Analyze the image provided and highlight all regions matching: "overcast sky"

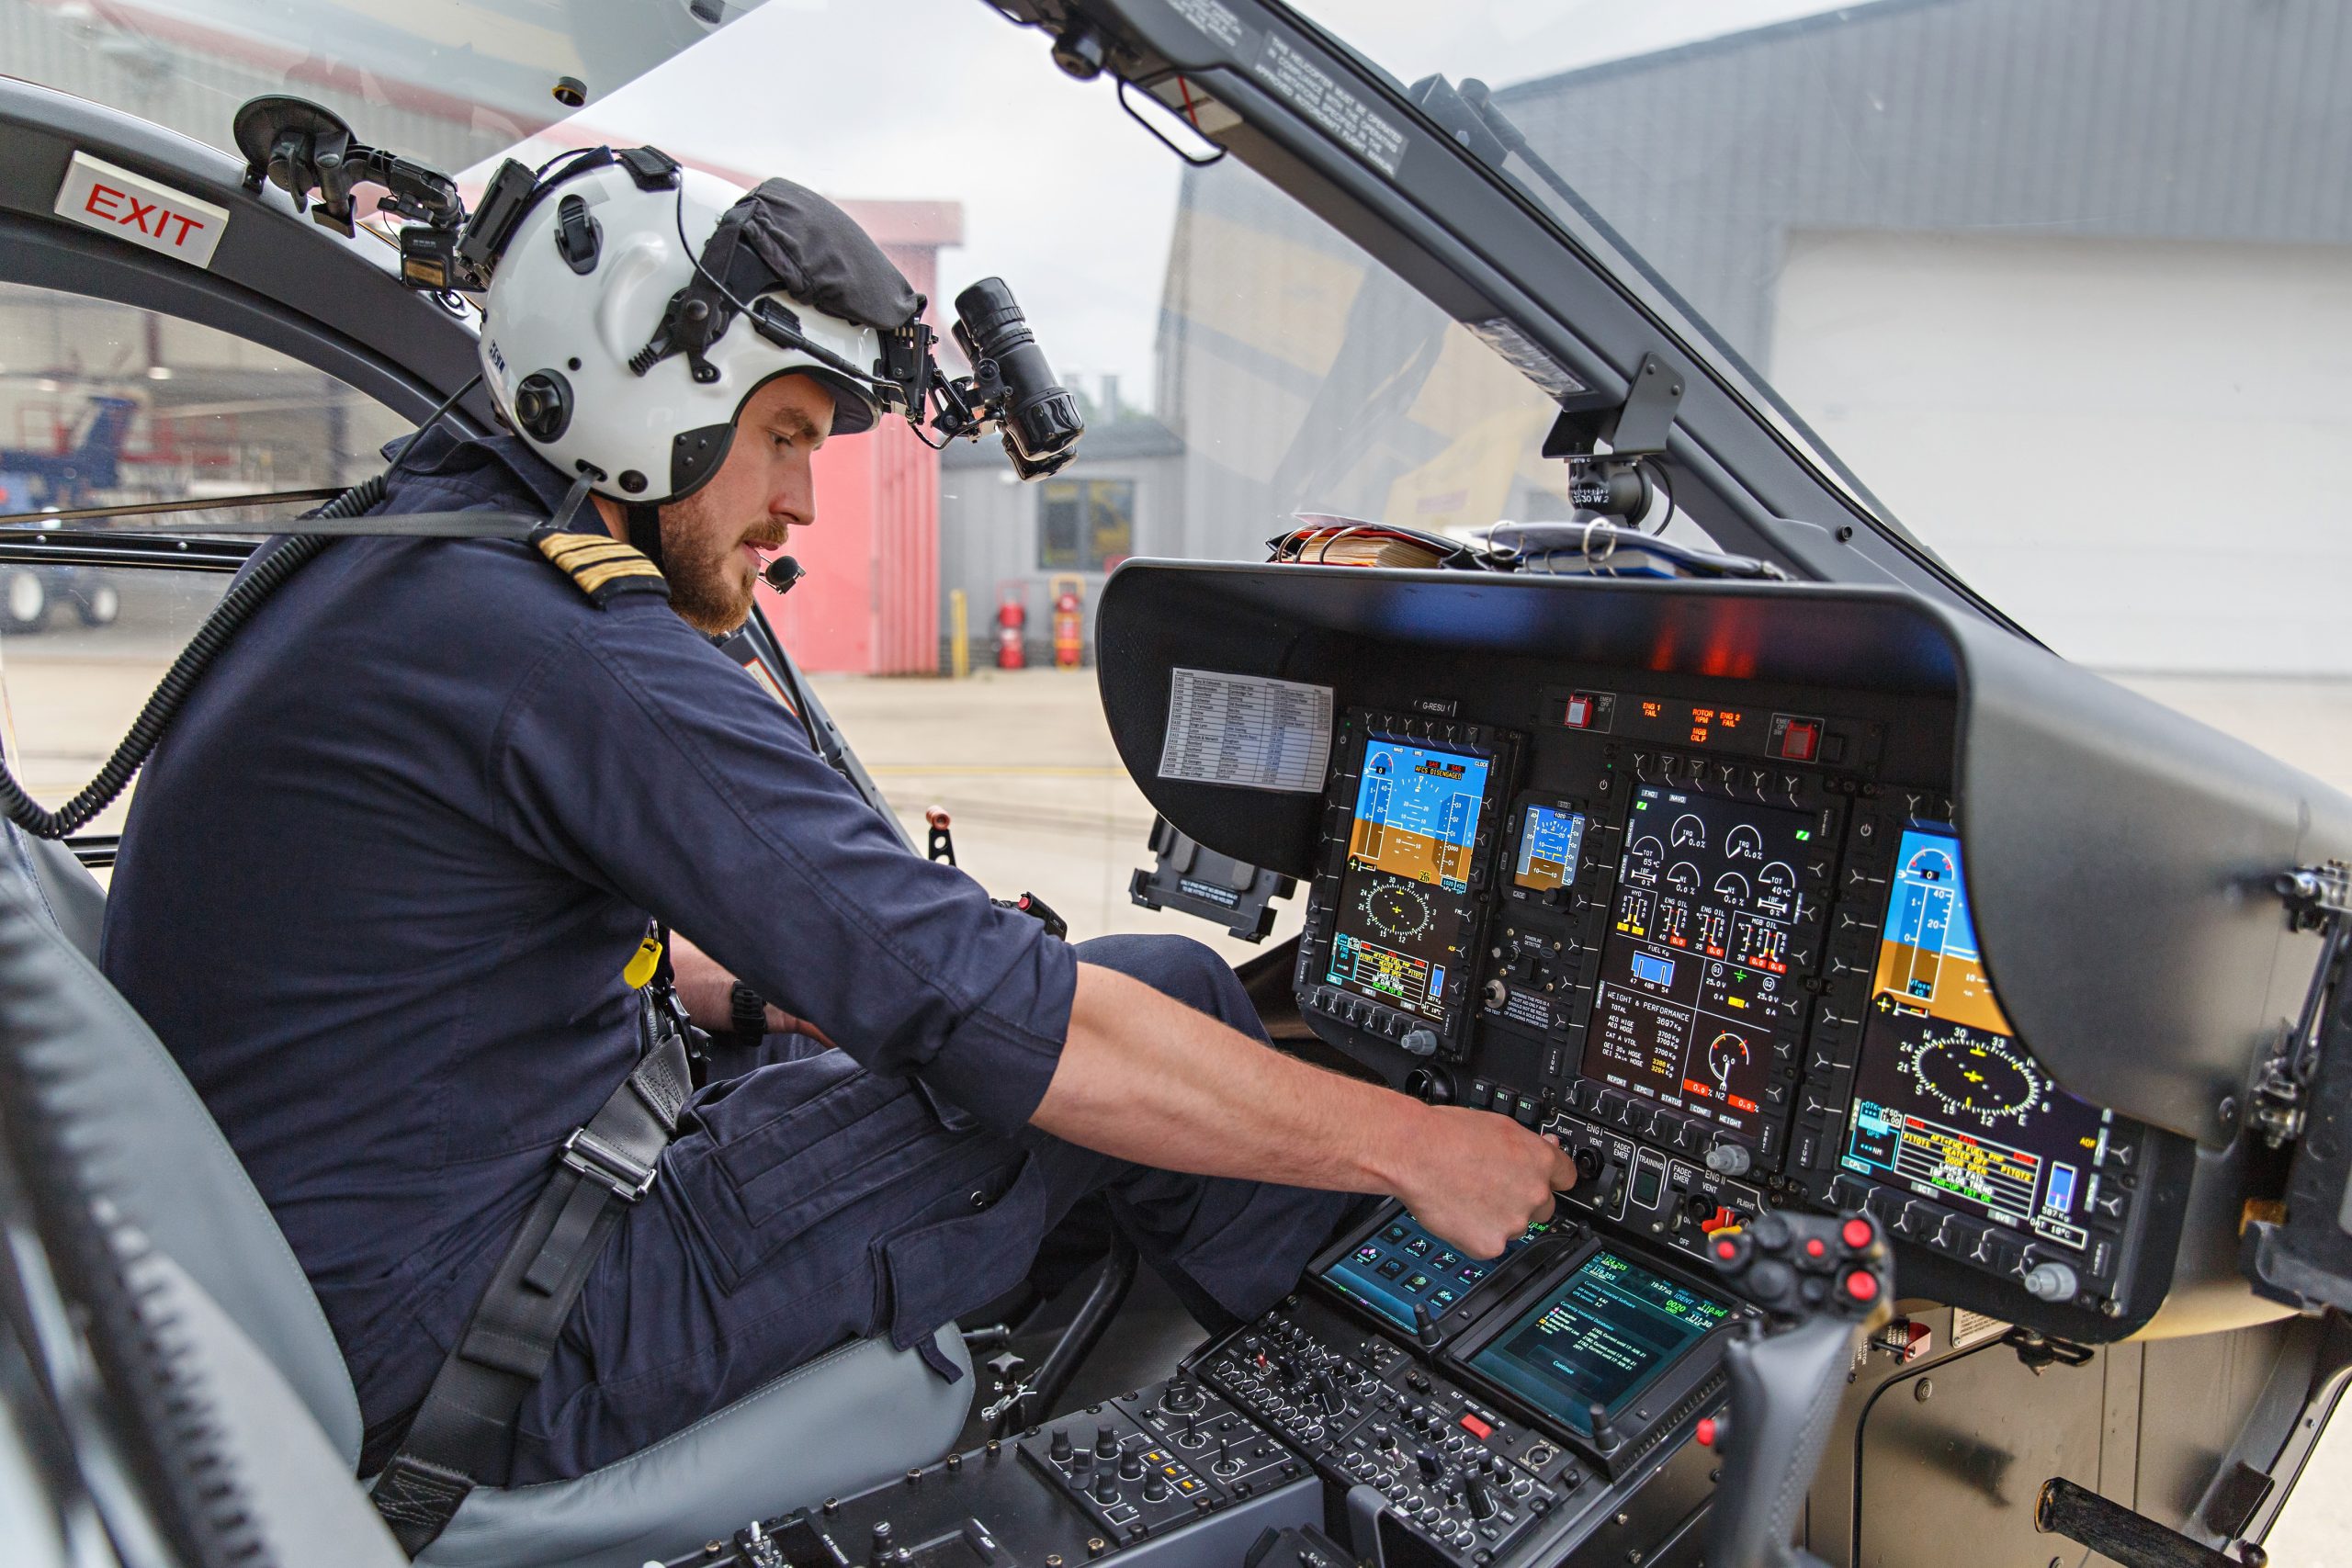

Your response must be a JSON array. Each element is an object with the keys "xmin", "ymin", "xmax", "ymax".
[{"xmin": 488, "ymin": 0, "xmax": 1875, "ymax": 412}]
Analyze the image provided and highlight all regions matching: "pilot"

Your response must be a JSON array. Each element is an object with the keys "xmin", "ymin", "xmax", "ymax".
[{"xmin": 100, "ymin": 156, "xmax": 1573, "ymax": 1517}]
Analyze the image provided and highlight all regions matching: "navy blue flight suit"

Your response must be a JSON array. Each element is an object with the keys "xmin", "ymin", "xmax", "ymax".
[{"xmin": 101, "ymin": 428, "xmax": 1357, "ymax": 1483}]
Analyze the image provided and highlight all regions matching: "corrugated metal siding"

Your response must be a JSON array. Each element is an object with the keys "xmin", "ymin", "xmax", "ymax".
[{"xmin": 1488, "ymin": 0, "xmax": 2352, "ymax": 372}]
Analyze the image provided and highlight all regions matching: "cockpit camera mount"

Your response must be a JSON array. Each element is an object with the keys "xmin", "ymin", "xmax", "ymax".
[
  {"xmin": 232, "ymin": 96, "xmax": 473, "ymax": 291},
  {"xmin": 1541, "ymin": 351, "xmax": 1686, "ymax": 528}
]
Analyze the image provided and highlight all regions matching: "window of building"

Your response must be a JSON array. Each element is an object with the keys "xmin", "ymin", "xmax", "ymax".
[{"xmin": 1039, "ymin": 479, "xmax": 1135, "ymax": 572}]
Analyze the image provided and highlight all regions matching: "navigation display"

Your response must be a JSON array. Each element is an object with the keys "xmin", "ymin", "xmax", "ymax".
[
  {"xmin": 1320, "ymin": 1211, "xmax": 1549, "ymax": 1331},
  {"xmin": 1468, "ymin": 1250, "xmax": 1731, "ymax": 1435},
  {"xmin": 1579, "ymin": 785, "xmax": 1813, "ymax": 1143},
  {"xmin": 1838, "ymin": 824, "xmax": 2111, "ymax": 1252},
  {"xmin": 1325, "ymin": 739, "xmax": 1493, "ymax": 1022},
  {"xmin": 1512, "ymin": 804, "xmax": 1587, "ymax": 893}
]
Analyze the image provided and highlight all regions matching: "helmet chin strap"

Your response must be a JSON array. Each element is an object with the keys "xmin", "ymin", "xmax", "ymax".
[{"xmin": 625, "ymin": 502, "xmax": 665, "ymax": 573}]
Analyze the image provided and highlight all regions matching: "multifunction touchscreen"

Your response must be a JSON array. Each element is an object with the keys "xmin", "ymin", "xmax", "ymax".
[
  {"xmin": 1580, "ymin": 784, "xmax": 1813, "ymax": 1144},
  {"xmin": 1320, "ymin": 1211, "xmax": 1549, "ymax": 1330},
  {"xmin": 1325, "ymin": 739, "xmax": 1493, "ymax": 1024},
  {"xmin": 1467, "ymin": 1250, "xmax": 1731, "ymax": 1436},
  {"xmin": 1838, "ymin": 824, "xmax": 2113, "ymax": 1252}
]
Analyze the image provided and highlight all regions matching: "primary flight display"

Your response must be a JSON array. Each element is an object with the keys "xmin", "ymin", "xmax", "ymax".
[
  {"xmin": 1839, "ymin": 825, "xmax": 2111, "ymax": 1252},
  {"xmin": 1325, "ymin": 739, "xmax": 1493, "ymax": 1022}
]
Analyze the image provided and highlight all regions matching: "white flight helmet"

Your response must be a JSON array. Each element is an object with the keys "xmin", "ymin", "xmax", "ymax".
[{"xmin": 477, "ymin": 155, "xmax": 914, "ymax": 511}]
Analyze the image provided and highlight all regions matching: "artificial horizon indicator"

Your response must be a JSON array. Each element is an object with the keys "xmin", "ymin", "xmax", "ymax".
[
  {"xmin": 1839, "ymin": 824, "xmax": 2109, "ymax": 1252},
  {"xmin": 1325, "ymin": 738, "xmax": 1493, "ymax": 1023}
]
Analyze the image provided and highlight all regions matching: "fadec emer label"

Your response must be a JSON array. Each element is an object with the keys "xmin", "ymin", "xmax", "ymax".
[{"xmin": 53, "ymin": 151, "xmax": 230, "ymax": 269}]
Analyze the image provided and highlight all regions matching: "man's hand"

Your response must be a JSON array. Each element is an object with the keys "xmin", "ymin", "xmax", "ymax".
[
  {"xmin": 1383, "ymin": 1111, "xmax": 1578, "ymax": 1260},
  {"xmin": 669, "ymin": 934, "xmax": 835, "ymax": 1048}
]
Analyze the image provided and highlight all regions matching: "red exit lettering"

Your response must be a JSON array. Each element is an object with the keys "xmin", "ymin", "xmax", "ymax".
[{"xmin": 84, "ymin": 182, "xmax": 209, "ymax": 248}]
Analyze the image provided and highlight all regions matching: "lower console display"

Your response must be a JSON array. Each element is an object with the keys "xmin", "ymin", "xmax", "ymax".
[
  {"xmin": 1326, "ymin": 735, "xmax": 1493, "ymax": 1027},
  {"xmin": 1464, "ymin": 1250, "xmax": 1732, "ymax": 1438},
  {"xmin": 1320, "ymin": 1212, "xmax": 1546, "ymax": 1331},
  {"xmin": 1581, "ymin": 784, "xmax": 1814, "ymax": 1145},
  {"xmin": 1838, "ymin": 823, "xmax": 2115, "ymax": 1253}
]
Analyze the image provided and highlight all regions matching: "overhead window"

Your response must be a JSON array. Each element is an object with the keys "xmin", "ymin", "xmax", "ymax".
[{"xmin": 1038, "ymin": 479, "xmax": 1135, "ymax": 572}]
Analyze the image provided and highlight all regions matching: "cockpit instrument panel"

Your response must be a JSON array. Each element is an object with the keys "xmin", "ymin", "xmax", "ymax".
[
  {"xmin": 1581, "ymin": 784, "xmax": 1821, "ymax": 1150},
  {"xmin": 1286, "ymin": 681, "xmax": 2178, "ymax": 1338},
  {"xmin": 1299, "ymin": 711, "xmax": 1518, "ymax": 1062},
  {"xmin": 1830, "ymin": 822, "xmax": 2142, "ymax": 1295}
]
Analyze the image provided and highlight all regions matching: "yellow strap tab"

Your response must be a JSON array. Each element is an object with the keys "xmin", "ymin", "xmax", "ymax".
[{"xmin": 623, "ymin": 933, "xmax": 663, "ymax": 990}]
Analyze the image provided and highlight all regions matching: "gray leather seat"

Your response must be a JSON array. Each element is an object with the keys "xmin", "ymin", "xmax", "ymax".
[{"xmin": 0, "ymin": 825, "xmax": 971, "ymax": 1567}]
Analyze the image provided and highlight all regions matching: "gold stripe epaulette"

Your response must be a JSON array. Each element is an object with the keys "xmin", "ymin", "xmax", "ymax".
[{"xmin": 534, "ymin": 528, "xmax": 670, "ymax": 606}]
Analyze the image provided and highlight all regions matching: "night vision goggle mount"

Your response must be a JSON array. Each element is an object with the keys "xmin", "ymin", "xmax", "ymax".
[{"xmin": 232, "ymin": 96, "xmax": 1084, "ymax": 481}]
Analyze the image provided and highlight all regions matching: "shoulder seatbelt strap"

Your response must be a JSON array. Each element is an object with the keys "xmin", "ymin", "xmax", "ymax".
[{"xmin": 368, "ymin": 977, "xmax": 693, "ymax": 1556}]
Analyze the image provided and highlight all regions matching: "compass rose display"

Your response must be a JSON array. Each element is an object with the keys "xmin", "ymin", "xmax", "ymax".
[{"xmin": 1356, "ymin": 874, "xmax": 1436, "ymax": 942}]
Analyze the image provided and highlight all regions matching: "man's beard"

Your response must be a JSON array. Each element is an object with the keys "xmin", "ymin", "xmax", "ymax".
[{"xmin": 659, "ymin": 488, "xmax": 779, "ymax": 635}]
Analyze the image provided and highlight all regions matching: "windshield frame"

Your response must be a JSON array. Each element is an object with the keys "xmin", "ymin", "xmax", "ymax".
[{"xmin": 1015, "ymin": 0, "xmax": 2023, "ymax": 631}]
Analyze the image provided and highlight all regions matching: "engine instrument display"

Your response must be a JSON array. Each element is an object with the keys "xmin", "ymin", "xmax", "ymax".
[
  {"xmin": 1466, "ymin": 1249, "xmax": 1732, "ymax": 1437},
  {"xmin": 1320, "ymin": 1210, "xmax": 1549, "ymax": 1331},
  {"xmin": 1511, "ymin": 804, "xmax": 1587, "ymax": 893},
  {"xmin": 1579, "ymin": 785, "xmax": 1813, "ymax": 1144},
  {"xmin": 1326, "ymin": 739, "xmax": 1493, "ymax": 1022},
  {"xmin": 1839, "ymin": 825, "xmax": 2110, "ymax": 1252}
]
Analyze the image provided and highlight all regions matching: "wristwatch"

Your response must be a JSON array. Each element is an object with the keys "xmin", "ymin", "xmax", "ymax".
[{"xmin": 728, "ymin": 980, "xmax": 768, "ymax": 1042}]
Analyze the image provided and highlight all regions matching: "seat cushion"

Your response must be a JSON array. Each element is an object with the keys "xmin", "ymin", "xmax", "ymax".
[{"xmin": 414, "ymin": 1324, "xmax": 972, "ymax": 1568}]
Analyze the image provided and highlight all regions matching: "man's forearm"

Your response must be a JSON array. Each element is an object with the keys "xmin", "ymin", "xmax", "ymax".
[
  {"xmin": 1031, "ymin": 962, "xmax": 1422, "ymax": 1194},
  {"xmin": 1034, "ymin": 964, "xmax": 1576, "ymax": 1259}
]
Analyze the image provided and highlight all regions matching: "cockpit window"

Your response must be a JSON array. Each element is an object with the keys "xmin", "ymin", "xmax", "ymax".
[
  {"xmin": 1293, "ymin": 0, "xmax": 2352, "ymax": 700},
  {"xmin": 0, "ymin": 281, "xmax": 413, "ymax": 844}
]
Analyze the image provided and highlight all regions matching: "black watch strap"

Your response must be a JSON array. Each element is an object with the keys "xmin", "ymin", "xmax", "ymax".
[{"xmin": 729, "ymin": 979, "xmax": 767, "ymax": 1042}]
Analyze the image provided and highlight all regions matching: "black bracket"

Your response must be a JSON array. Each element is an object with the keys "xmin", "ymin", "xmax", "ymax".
[
  {"xmin": 2002, "ymin": 1325, "xmax": 2095, "ymax": 1372},
  {"xmin": 2241, "ymin": 860, "xmax": 2352, "ymax": 1311},
  {"xmin": 1542, "ymin": 352, "xmax": 1684, "ymax": 459},
  {"xmin": 2247, "ymin": 861, "xmax": 2352, "ymax": 1147}
]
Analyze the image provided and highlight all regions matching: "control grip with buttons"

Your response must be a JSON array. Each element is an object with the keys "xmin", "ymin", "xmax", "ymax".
[{"xmin": 1701, "ymin": 1211, "xmax": 1893, "ymax": 1568}]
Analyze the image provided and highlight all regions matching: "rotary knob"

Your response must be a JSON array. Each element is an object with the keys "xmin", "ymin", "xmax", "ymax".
[
  {"xmin": 1401, "ymin": 1027, "xmax": 1440, "ymax": 1057},
  {"xmin": 2023, "ymin": 1259, "xmax": 2079, "ymax": 1303}
]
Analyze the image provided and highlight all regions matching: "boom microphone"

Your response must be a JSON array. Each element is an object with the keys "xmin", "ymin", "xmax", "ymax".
[{"xmin": 763, "ymin": 556, "xmax": 804, "ymax": 595}]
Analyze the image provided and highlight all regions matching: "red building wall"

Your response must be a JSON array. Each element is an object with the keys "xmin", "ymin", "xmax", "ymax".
[{"xmin": 756, "ymin": 212, "xmax": 958, "ymax": 674}]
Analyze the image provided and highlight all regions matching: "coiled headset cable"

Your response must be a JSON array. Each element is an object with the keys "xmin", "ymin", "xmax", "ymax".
[{"xmin": 0, "ymin": 375, "xmax": 483, "ymax": 840}]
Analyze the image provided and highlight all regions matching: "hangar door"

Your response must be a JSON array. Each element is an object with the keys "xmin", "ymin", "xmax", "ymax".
[{"xmin": 1770, "ymin": 230, "xmax": 2352, "ymax": 676}]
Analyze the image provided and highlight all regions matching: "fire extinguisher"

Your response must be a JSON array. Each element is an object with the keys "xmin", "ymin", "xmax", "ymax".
[
  {"xmin": 1050, "ymin": 574, "xmax": 1084, "ymax": 669},
  {"xmin": 996, "ymin": 591, "xmax": 1026, "ymax": 670}
]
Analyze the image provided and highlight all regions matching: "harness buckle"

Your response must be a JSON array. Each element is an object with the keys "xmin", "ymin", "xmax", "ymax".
[{"xmin": 560, "ymin": 1127, "xmax": 659, "ymax": 1202}]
